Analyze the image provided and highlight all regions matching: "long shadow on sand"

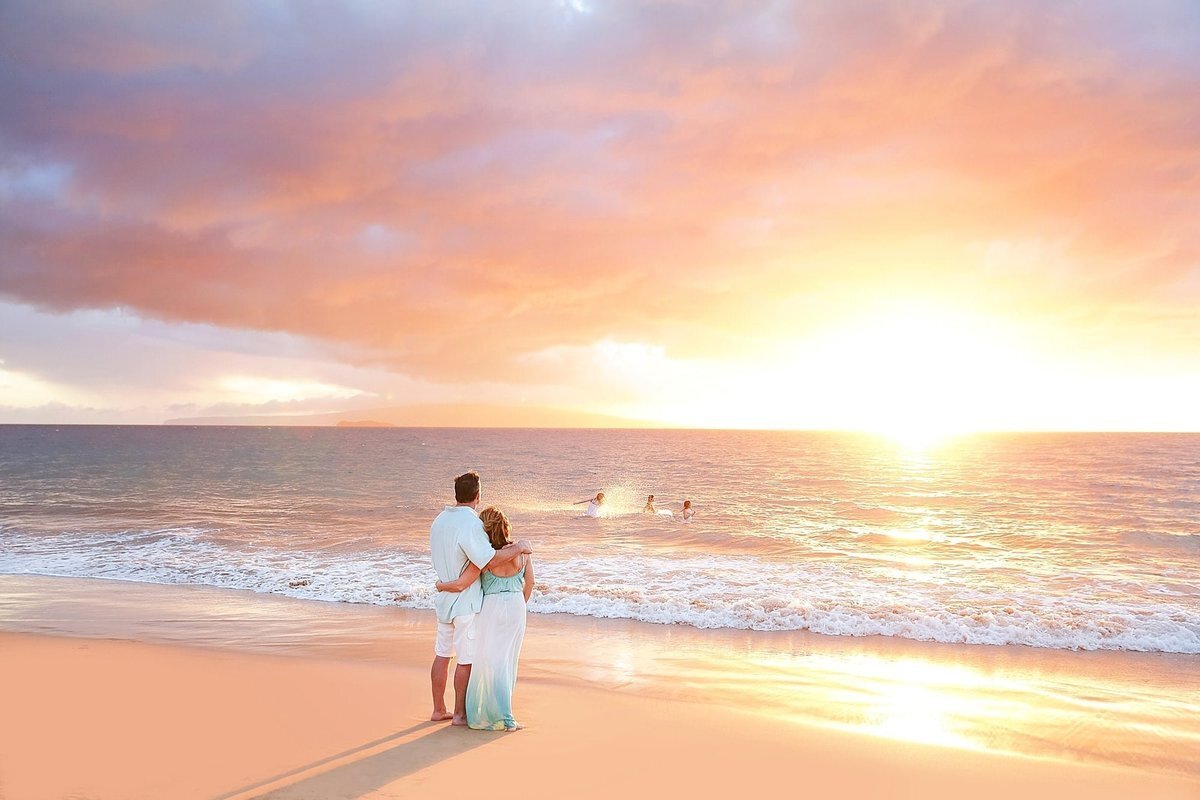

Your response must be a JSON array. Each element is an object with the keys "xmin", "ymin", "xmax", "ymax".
[{"xmin": 212, "ymin": 721, "xmax": 498, "ymax": 800}]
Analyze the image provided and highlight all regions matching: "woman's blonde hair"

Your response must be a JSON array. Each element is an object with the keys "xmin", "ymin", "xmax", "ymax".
[{"xmin": 479, "ymin": 506, "xmax": 511, "ymax": 550}]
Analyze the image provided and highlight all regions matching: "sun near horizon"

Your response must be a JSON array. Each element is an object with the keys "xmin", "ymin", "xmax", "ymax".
[{"xmin": 1, "ymin": 2, "xmax": 1197, "ymax": 435}]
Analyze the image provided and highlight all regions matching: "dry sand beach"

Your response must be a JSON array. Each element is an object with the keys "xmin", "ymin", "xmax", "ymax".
[{"xmin": 1, "ymin": 576, "xmax": 1196, "ymax": 800}]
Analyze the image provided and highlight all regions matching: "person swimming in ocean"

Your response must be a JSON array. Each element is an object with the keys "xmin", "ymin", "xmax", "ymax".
[
  {"xmin": 681, "ymin": 499, "xmax": 695, "ymax": 523},
  {"xmin": 574, "ymin": 491, "xmax": 605, "ymax": 518},
  {"xmin": 643, "ymin": 495, "xmax": 656, "ymax": 513}
]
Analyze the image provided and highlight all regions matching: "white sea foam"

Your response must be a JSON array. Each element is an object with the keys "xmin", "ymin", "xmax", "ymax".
[
  {"xmin": 2, "ymin": 427, "xmax": 1198, "ymax": 656},
  {"xmin": 3, "ymin": 527, "xmax": 1197, "ymax": 654}
]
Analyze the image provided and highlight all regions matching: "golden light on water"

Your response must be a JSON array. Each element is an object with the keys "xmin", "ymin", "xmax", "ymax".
[
  {"xmin": 866, "ymin": 680, "xmax": 976, "ymax": 750},
  {"xmin": 745, "ymin": 650, "xmax": 1025, "ymax": 755},
  {"xmin": 856, "ymin": 658, "xmax": 1020, "ymax": 751},
  {"xmin": 742, "ymin": 647, "xmax": 1195, "ymax": 775},
  {"xmin": 880, "ymin": 527, "xmax": 936, "ymax": 543},
  {"xmin": 882, "ymin": 425, "xmax": 967, "ymax": 453}
]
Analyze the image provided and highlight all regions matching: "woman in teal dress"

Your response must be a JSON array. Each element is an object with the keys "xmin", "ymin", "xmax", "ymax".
[{"xmin": 436, "ymin": 506, "xmax": 534, "ymax": 731}]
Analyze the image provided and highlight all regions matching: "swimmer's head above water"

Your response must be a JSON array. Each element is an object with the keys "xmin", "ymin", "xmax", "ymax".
[{"xmin": 574, "ymin": 491, "xmax": 606, "ymax": 509}]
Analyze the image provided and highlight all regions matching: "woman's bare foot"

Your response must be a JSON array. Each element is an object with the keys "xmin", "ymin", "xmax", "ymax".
[
  {"xmin": 430, "ymin": 710, "xmax": 453, "ymax": 722},
  {"xmin": 452, "ymin": 714, "xmax": 468, "ymax": 726}
]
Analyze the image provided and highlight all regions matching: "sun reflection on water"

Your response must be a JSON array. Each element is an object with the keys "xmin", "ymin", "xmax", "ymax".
[
  {"xmin": 855, "ymin": 658, "xmax": 998, "ymax": 750},
  {"xmin": 742, "ymin": 650, "xmax": 1027, "ymax": 755},
  {"xmin": 867, "ymin": 683, "xmax": 974, "ymax": 749},
  {"xmin": 880, "ymin": 526, "xmax": 936, "ymax": 542}
]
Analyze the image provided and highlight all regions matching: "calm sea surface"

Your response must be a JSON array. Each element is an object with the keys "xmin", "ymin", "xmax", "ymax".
[{"xmin": 1, "ymin": 426, "xmax": 1197, "ymax": 653}]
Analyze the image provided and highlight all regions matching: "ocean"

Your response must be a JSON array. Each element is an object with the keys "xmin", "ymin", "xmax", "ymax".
[{"xmin": 1, "ymin": 425, "xmax": 1197, "ymax": 654}]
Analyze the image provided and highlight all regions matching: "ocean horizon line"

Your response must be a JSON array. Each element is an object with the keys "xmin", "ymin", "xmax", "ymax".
[{"xmin": 2, "ymin": 422, "xmax": 1199, "ymax": 435}]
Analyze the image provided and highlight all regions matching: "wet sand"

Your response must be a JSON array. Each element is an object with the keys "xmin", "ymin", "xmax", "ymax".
[{"xmin": 0, "ymin": 575, "xmax": 1196, "ymax": 799}]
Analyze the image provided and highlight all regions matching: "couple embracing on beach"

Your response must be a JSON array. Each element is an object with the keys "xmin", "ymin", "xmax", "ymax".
[{"xmin": 429, "ymin": 470, "xmax": 535, "ymax": 731}]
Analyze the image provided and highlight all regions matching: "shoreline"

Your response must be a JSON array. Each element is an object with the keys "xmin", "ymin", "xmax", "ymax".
[
  {"xmin": 1, "ymin": 574, "xmax": 1197, "ymax": 790},
  {"xmin": 5, "ymin": 572, "xmax": 1196, "ymax": 669}
]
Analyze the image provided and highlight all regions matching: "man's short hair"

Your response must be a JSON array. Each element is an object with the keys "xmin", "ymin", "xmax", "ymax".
[{"xmin": 454, "ymin": 471, "xmax": 481, "ymax": 504}]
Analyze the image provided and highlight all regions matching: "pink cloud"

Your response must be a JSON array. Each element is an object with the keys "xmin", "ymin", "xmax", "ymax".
[{"xmin": 1, "ymin": 0, "xmax": 1197, "ymax": 386}]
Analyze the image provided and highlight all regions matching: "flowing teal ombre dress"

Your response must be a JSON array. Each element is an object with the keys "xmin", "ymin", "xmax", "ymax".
[{"xmin": 466, "ymin": 564, "xmax": 527, "ymax": 730}]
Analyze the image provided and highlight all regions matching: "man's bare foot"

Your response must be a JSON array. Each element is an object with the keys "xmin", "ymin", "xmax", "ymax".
[
  {"xmin": 504, "ymin": 722, "xmax": 524, "ymax": 732},
  {"xmin": 431, "ymin": 710, "xmax": 453, "ymax": 722},
  {"xmin": 451, "ymin": 714, "xmax": 468, "ymax": 726}
]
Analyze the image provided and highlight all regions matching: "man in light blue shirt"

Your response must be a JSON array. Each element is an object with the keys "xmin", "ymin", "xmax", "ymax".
[{"xmin": 430, "ymin": 470, "xmax": 530, "ymax": 725}]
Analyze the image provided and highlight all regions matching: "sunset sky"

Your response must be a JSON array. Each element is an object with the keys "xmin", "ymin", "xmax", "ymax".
[{"xmin": 1, "ymin": 1, "xmax": 1198, "ymax": 433}]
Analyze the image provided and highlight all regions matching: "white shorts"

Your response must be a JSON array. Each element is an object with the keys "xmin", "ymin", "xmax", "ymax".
[{"xmin": 434, "ymin": 613, "xmax": 477, "ymax": 664}]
